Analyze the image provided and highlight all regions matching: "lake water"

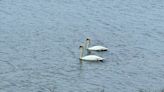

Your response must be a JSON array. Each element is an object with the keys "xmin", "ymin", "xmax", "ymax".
[{"xmin": 0, "ymin": 0, "xmax": 164, "ymax": 92}]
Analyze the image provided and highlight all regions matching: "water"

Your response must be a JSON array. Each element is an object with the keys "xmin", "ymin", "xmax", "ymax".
[{"xmin": 0, "ymin": 0, "xmax": 164, "ymax": 92}]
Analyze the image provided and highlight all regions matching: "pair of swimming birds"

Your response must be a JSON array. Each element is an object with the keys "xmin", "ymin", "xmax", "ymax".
[{"xmin": 79, "ymin": 38, "xmax": 108, "ymax": 61}]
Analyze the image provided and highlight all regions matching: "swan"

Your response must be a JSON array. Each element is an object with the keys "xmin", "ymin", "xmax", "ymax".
[
  {"xmin": 85, "ymin": 38, "xmax": 108, "ymax": 51},
  {"xmin": 79, "ymin": 45, "xmax": 104, "ymax": 61}
]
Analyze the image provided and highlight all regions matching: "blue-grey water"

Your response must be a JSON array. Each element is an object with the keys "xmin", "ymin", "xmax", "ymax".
[{"xmin": 0, "ymin": 0, "xmax": 164, "ymax": 92}]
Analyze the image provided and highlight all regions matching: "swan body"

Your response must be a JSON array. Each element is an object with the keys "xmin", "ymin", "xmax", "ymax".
[
  {"xmin": 87, "ymin": 46, "xmax": 108, "ymax": 51},
  {"xmin": 85, "ymin": 38, "xmax": 108, "ymax": 51},
  {"xmin": 80, "ymin": 55, "xmax": 104, "ymax": 61},
  {"xmin": 79, "ymin": 45, "xmax": 104, "ymax": 61}
]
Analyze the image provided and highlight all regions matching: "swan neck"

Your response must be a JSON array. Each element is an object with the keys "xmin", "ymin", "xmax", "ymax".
[
  {"xmin": 85, "ymin": 40, "xmax": 90, "ymax": 49},
  {"xmin": 84, "ymin": 41, "xmax": 87, "ymax": 49},
  {"xmin": 80, "ymin": 47, "xmax": 83, "ymax": 59}
]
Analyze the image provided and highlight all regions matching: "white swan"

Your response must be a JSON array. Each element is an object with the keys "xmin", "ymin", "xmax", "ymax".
[
  {"xmin": 79, "ymin": 45, "xmax": 104, "ymax": 61},
  {"xmin": 85, "ymin": 38, "xmax": 108, "ymax": 51}
]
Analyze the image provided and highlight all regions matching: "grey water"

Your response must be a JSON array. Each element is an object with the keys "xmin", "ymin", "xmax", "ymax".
[{"xmin": 0, "ymin": 0, "xmax": 164, "ymax": 92}]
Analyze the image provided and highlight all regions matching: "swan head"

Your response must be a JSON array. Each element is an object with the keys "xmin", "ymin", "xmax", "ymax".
[
  {"xmin": 86, "ymin": 38, "xmax": 91, "ymax": 44},
  {"xmin": 79, "ymin": 45, "xmax": 83, "ymax": 49},
  {"xmin": 86, "ymin": 38, "xmax": 91, "ymax": 41}
]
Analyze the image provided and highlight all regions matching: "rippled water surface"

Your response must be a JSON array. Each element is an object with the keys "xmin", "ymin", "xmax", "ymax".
[{"xmin": 0, "ymin": 0, "xmax": 164, "ymax": 92}]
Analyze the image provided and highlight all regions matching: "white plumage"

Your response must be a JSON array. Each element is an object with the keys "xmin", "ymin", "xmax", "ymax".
[
  {"xmin": 85, "ymin": 38, "xmax": 108, "ymax": 51},
  {"xmin": 88, "ymin": 46, "xmax": 108, "ymax": 51},
  {"xmin": 79, "ymin": 45, "xmax": 104, "ymax": 61},
  {"xmin": 81, "ymin": 55, "xmax": 104, "ymax": 61}
]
